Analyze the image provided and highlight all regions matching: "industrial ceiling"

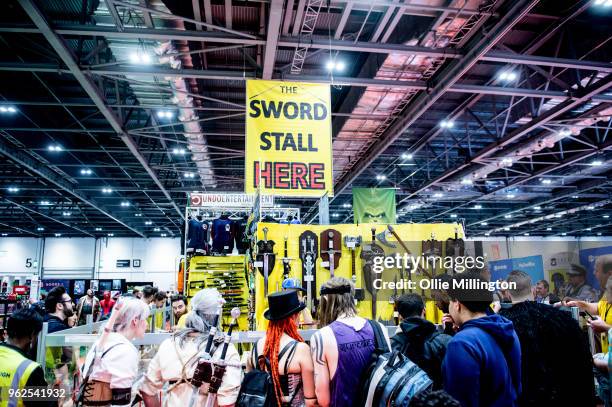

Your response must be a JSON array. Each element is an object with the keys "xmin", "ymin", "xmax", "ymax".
[{"xmin": 0, "ymin": 0, "xmax": 611, "ymax": 238}]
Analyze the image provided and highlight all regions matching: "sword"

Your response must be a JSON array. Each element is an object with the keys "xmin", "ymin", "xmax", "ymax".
[
  {"xmin": 204, "ymin": 308, "xmax": 241, "ymax": 407},
  {"xmin": 262, "ymin": 227, "xmax": 270, "ymax": 296},
  {"xmin": 328, "ymin": 231, "xmax": 336, "ymax": 278}
]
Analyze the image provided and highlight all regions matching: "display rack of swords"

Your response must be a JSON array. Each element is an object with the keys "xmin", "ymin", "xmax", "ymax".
[
  {"xmin": 188, "ymin": 257, "xmax": 248, "ymax": 322},
  {"xmin": 253, "ymin": 225, "xmax": 464, "ymax": 323}
]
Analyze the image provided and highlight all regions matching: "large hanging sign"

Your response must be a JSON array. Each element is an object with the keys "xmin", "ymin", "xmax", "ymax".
[
  {"xmin": 245, "ymin": 80, "xmax": 333, "ymax": 197},
  {"xmin": 189, "ymin": 192, "xmax": 274, "ymax": 208},
  {"xmin": 352, "ymin": 188, "xmax": 396, "ymax": 224}
]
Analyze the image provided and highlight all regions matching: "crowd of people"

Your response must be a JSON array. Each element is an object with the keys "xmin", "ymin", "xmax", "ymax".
[{"xmin": 1, "ymin": 257, "xmax": 611, "ymax": 407}]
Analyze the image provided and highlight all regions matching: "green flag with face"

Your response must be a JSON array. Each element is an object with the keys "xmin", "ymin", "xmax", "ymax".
[{"xmin": 352, "ymin": 188, "xmax": 396, "ymax": 224}]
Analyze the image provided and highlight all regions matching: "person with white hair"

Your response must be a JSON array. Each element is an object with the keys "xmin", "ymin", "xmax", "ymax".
[
  {"xmin": 79, "ymin": 297, "xmax": 150, "ymax": 406},
  {"xmin": 138, "ymin": 288, "xmax": 242, "ymax": 407}
]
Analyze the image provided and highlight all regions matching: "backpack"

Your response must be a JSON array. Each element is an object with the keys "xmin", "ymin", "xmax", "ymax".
[
  {"xmin": 357, "ymin": 320, "xmax": 433, "ymax": 407},
  {"xmin": 236, "ymin": 341, "xmax": 301, "ymax": 407}
]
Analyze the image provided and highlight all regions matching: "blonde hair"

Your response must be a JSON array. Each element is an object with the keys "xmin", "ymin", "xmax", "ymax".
[
  {"xmin": 110, "ymin": 297, "xmax": 150, "ymax": 333},
  {"xmin": 318, "ymin": 277, "xmax": 356, "ymax": 327}
]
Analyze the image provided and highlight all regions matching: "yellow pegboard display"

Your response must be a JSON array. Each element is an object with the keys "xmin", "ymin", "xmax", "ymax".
[
  {"xmin": 187, "ymin": 255, "xmax": 249, "ymax": 329},
  {"xmin": 254, "ymin": 222, "xmax": 464, "ymax": 330}
]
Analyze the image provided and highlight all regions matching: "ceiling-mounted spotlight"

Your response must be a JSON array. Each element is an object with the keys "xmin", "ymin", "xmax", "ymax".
[
  {"xmin": 498, "ymin": 70, "xmax": 519, "ymax": 82},
  {"xmin": 474, "ymin": 204, "xmax": 482, "ymax": 209},
  {"xmin": 401, "ymin": 153, "xmax": 413, "ymax": 160},
  {"xmin": 0, "ymin": 106, "xmax": 17, "ymax": 114},
  {"xmin": 102, "ymin": 187, "xmax": 113, "ymax": 194},
  {"xmin": 157, "ymin": 110, "xmax": 174, "ymax": 119},
  {"xmin": 375, "ymin": 174, "xmax": 386, "ymax": 181},
  {"xmin": 325, "ymin": 59, "xmax": 345, "ymax": 72},
  {"xmin": 129, "ymin": 51, "xmax": 152, "ymax": 65},
  {"xmin": 439, "ymin": 120, "xmax": 454, "ymax": 129},
  {"xmin": 47, "ymin": 145, "xmax": 63, "ymax": 152},
  {"xmin": 591, "ymin": 160, "xmax": 603, "ymax": 166}
]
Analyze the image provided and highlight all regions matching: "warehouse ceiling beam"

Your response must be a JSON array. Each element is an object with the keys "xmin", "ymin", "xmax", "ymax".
[
  {"xmin": 2, "ymin": 25, "xmax": 610, "ymax": 73},
  {"xmin": 331, "ymin": 0, "xmax": 541, "ymax": 197},
  {"xmin": 402, "ymin": 73, "xmax": 612, "ymax": 203},
  {"xmin": 2, "ymin": 198, "xmax": 95, "ymax": 237},
  {"xmin": 18, "ymin": 0, "xmax": 184, "ymax": 220},
  {"xmin": 3, "ymin": 63, "xmax": 611, "ymax": 103},
  {"xmin": 427, "ymin": 140, "xmax": 612, "ymax": 222},
  {"xmin": 0, "ymin": 138, "xmax": 146, "ymax": 237},
  {"xmin": 0, "ymin": 221, "xmax": 40, "ymax": 237},
  {"xmin": 262, "ymin": 0, "xmax": 284, "ymax": 79}
]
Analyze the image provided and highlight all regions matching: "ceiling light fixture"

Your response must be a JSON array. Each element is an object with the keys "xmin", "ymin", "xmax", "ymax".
[
  {"xmin": 375, "ymin": 175, "xmax": 386, "ymax": 181},
  {"xmin": 157, "ymin": 110, "xmax": 174, "ymax": 119},
  {"xmin": 541, "ymin": 179, "xmax": 552, "ymax": 185},
  {"xmin": 37, "ymin": 227, "xmax": 44, "ymax": 231},
  {"xmin": 80, "ymin": 169, "xmax": 93, "ymax": 175},
  {"xmin": 95, "ymin": 227, "xmax": 102, "ymax": 231},
  {"xmin": 439, "ymin": 120, "xmax": 454, "ymax": 129},
  {"xmin": 0, "ymin": 106, "xmax": 17, "ymax": 114},
  {"xmin": 498, "ymin": 70, "xmax": 518, "ymax": 82},
  {"xmin": 129, "ymin": 51, "xmax": 152, "ymax": 65},
  {"xmin": 591, "ymin": 160, "xmax": 603, "ymax": 166},
  {"xmin": 474, "ymin": 204, "xmax": 482, "ymax": 209},
  {"xmin": 481, "ymin": 222, "xmax": 488, "ymax": 226},
  {"xmin": 62, "ymin": 212, "xmax": 71, "ymax": 216},
  {"xmin": 433, "ymin": 192, "xmax": 443, "ymax": 198},
  {"xmin": 145, "ymin": 221, "xmax": 152, "ymax": 225},
  {"xmin": 154, "ymin": 227, "xmax": 160, "ymax": 232},
  {"xmin": 54, "ymin": 233, "xmax": 61, "ymax": 237},
  {"xmin": 184, "ymin": 172, "xmax": 195, "ymax": 179},
  {"xmin": 120, "ymin": 201, "xmax": 130, "ymax": 207},
  {"xmin": 7, "ymin": 187, "xmax": 19, "ymax": 193},
  {"xmin": 504, "ymin": 214, "xmax": 512, "ymax": 219},
  {"xmin": 401, "ymin": 153, "xmax": 413, "ymax": 160},
  {"xmin": 107, "ymin": 233, "xmax": 114, "ymax": 237},
  {"xmin": 47, "ymin": 145, "xmax": 63, "ymax": 152},
  {"xmin": 325, "ymin": 59, "xmax": 345, "ymax": 72},
  {"xmin": 101, "ymin": 188, "xmax": 113, "ymax": 194}
]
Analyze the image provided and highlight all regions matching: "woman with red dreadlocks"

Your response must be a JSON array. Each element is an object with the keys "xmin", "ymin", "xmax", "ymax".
[{"xmin": 247, "ymin": 290, "xmax": 317, "ymax": 407}]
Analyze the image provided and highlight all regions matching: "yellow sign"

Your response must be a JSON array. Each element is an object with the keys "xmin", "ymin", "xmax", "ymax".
[{"xmin": 245, "ymin": 80, "xmax": 333, "ymax": 197}]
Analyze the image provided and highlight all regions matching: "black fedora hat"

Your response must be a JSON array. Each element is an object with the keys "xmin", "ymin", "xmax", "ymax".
[{"xmin": 264, "ymin": 290, "xmax": 306, "ymax": 321}]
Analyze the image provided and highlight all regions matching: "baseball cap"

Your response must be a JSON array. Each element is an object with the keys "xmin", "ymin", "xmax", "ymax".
[{"xmin": 282, "ymin": 278, "xmax": 306, "ymax": 293}]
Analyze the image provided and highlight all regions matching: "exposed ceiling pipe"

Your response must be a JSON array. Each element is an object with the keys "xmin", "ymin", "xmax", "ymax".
[{"xmin": 156, "ymin": 41, "xmax": 216, "ymax": 188}]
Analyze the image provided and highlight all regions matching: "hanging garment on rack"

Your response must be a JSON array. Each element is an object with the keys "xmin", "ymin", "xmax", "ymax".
[
  {"xmin": 212, "ymin": 215, "xmax": 235, "ymax": 254},
  {"xmin": 234, "ymin": 216, "xmax": 249, "ymax": 254},
  {"xmin": 186, "ymin": 218, "xmax": 208, "ymax": 254}
]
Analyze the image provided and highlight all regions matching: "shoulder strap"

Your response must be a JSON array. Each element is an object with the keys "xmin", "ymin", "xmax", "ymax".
[
  {"xmin": 282, "ymin": 341, "xmax": 299, "ymax": 375},
  {"xmin": 367, "ymin": 320, "xmax": 389, "ymax": 353}
]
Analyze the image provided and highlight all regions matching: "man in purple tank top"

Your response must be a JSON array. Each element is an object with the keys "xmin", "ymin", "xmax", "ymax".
[{"xmin": 310, "ymin": 277, "xmax": 391, "ymax": 407}]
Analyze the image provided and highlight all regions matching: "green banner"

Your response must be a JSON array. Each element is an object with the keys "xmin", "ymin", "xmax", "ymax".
[{"xmin": 352, "ymin": 188, "xmax": 396, "ymax": 224}]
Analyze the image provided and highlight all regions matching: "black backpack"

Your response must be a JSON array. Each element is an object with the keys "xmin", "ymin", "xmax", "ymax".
[
  {"xmin": 236, "ymin": 341, "xmax": 300, "ymax": 407},
  {"xmin": 356, "ymin": 320, "xmax": 432, "ymax": 407}
]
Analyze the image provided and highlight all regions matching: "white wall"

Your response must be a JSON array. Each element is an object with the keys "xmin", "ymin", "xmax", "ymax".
[
  {"xmin": 0, "ymin": 237, "xmax": 39, "ymax": 277},
  {"xmin": 98, "ymin": 237, "xmax": 181, "ymax": 289},
  {"xmin": 0, "ymin": 237, "xmax": 181, "ymax": 291},
  {"xmin": 43, "ymin": 237, "xmax": 96, "ymax": 278}
]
